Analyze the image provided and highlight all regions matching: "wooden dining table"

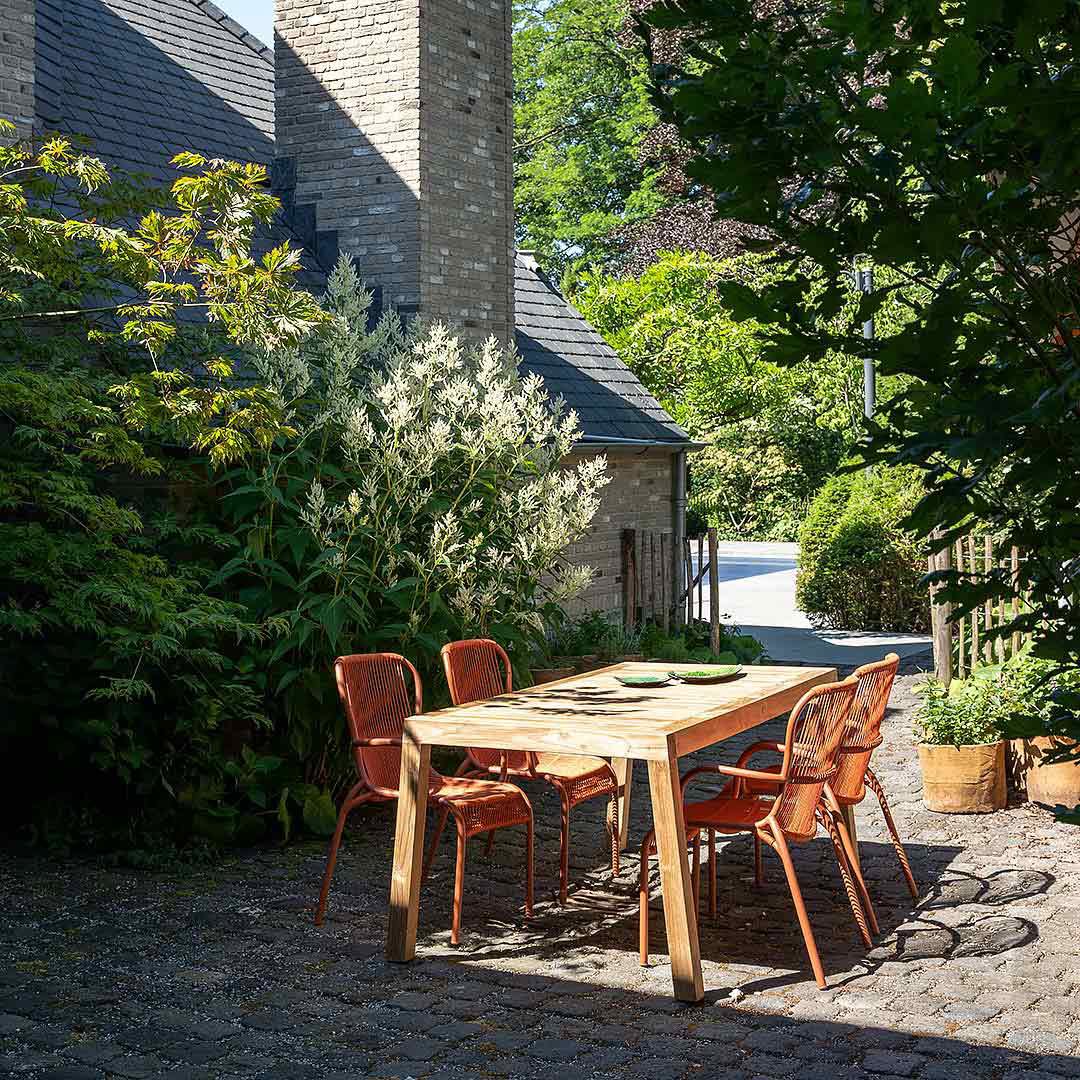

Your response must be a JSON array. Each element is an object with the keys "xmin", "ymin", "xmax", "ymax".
[{"xmin": 386, "ymin": 661, "xmax": 837, "ymax": 1002}]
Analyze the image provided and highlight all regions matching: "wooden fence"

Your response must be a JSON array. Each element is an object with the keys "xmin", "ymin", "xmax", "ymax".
[
  {"xmin": 621, "ymin": 527, "xmax": 723, "ymax": 653},
  {"xmin": 929, "ymin": 531, "xmax": 1029, "ymax": 685}
]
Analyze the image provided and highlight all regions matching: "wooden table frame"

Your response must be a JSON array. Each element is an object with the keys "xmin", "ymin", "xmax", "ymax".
[{"xmin": 386, "ymin": 662, "xmax": 836, "ymax": 1002}]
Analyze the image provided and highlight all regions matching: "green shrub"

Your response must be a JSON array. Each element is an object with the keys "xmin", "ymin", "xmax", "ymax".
[
  {"xmin": 546, "ymin": 610, "xmax": 765, "ymax": 666},
  {"xmin": 796, "ymin": 467, "xmax": 929, "ymax": 633},
  {"xmin": 914, "ymin": 675, "xmax": 1007, "ymax": 746}
]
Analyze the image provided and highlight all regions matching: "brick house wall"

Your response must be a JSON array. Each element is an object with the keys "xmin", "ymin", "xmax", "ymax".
[
  {"xmin": 275, "ymin": 0, "xmax": 514, "ymax": 344},
  {"xmin": 561, "ymin": 448, "xmax": 676, "ymax": 617},
  {"xmin": 0, "ymin": 0, "xmax": 34, "ymax": 139}
]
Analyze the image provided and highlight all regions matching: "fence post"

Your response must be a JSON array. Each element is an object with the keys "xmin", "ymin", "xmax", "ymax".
[
  {"xmin": 929, "ymin": 533, "xmax": 953, "ymax": 686},
  {"xmin": 708, "ymin": 528, "xmax": 720, "ymax": 655},
  {"xmin": 621, "ymin": 529, "xmax": 636, "ymax": 630}
]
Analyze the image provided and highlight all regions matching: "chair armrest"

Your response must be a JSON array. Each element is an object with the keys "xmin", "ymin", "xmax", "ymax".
[
  {"xmin": 351, "ymin": 737, "xmax": 402, "ymax": 748},
  {"xmin": 734, "ymin": 741, "xmax": 785, "ymax": 770},
  {"xmin": 680, "ymin": 761, "xmax": 786, "ymax": 797}
]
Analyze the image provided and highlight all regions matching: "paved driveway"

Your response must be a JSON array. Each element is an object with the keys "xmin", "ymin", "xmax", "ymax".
[
  {"xmin": 691, "ymin": 541, "xmax": 932, "ymax": 667},
  {"xmin": 2, "ymin": 672, "xmax": 1078, "ymax": 1079}
]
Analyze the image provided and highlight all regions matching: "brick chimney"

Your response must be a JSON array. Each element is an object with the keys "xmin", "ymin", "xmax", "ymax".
[{"xmin": 275, "ymin": 0, "xmax": 515, "ymax": 345}]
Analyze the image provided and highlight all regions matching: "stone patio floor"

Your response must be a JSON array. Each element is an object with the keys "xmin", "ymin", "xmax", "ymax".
[{"xmin": 3, "ymin": 664, "xmax": 1080, "ymax": 1079}]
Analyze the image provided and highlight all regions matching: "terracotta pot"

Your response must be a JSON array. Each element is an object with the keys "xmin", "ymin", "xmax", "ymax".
[
  {"xmin": 618, "ymin": 654, "xmax": 646, "ymax": 663},
  {"xmin": 530, "ymin": 666, "xmax": 576, "ymax": 686},
  {"xmin": 918, "ymin": 741, "xmax": 1006, "ymax": 813},
  {"xmin": 1010, "ymin": 737, "xmax": 1080, "ymax": 808}
]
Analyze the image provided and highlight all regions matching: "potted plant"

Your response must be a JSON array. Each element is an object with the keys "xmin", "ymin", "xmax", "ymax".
[
  {"xmin": 915, "ymin": 675, "xmax": 1007, "ymax": 813},
  {"xmin": 1001, "ymin": 654, "xmax": 1080, "ymax": 809}
]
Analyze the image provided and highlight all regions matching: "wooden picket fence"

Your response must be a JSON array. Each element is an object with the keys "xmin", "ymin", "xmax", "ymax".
[
  {"xmin": 929, "ymin": 531, "xmax": 1029, "ymax": 685},
  {"xmin": 621, "ymin": 527, "xmax": 723, "ymax": 652}
]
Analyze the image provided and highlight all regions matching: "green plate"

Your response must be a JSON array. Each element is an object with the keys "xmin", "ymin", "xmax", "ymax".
[
  {"xmin": 615, "ymin": 674, "xmax": 671, "ymax": 687},
  {"xmin": 670, "ymin": 666, "xmax": 743, "ymax": 684}
]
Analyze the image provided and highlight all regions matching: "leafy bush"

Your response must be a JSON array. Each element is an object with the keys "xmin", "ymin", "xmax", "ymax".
[
  {"xmin": 546, "ymin": 609, "xmax": 765, "ymax": 666},
  {"xmin": 796, "ymin": 467, "xmax": 929, "ymax": 633},
  {"xmin": 216, "ymin": 257, "xmax": 610, "ymax": 795},
  {"xmin": 0, "ymin": 131, "xmax": 325, "ymax": 850},
  {"xmin": 914, "ymin": 676, "xmax": 1007, "ymax": 747}
]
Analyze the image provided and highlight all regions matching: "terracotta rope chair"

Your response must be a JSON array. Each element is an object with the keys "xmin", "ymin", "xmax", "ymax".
[
  {"xmin": 314, "ymin": 652, "xmax": 533, "ymax": 945},
  {"xmin": 831, "ymin": 653, "xmax": 918, "ymax": 900},
  {"xmin": 639, "ymin": 677, "xmax": 876, "ymax": 989},
  {"xmin": 441, "ymin": 639, "xmax": 620, "ymax": 903},
  {"xmin": 718, "ymin": 654, "xmax": 915, "ymax": 904}
]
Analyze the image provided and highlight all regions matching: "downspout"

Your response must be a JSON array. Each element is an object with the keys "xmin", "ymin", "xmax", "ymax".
[{"xmin": 672, "ymin": 449, "xmax": 687, "ymax": 627}]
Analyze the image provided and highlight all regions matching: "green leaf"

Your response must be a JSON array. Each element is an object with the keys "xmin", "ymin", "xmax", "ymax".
[{"xmin": 303, "ymin": 789, "xmax": 339, "ymax": 837}]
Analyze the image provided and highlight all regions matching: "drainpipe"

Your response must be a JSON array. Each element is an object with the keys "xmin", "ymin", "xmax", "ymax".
[{"xmin": 672, "ymin": 449, "xmax": 687, "ymax": 628}]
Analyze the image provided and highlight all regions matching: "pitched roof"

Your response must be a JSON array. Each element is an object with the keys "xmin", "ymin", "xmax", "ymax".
[
  {"xmin": 45, "ymin": 0, "xmax": 273, "ymax": 181},
  {"xmin": 514, "ymin": 255, "xmax": 690, "ymax": 444},
  {"xmin": 33, "ymin": 0, "xmax": 690, "ymax": 447}
]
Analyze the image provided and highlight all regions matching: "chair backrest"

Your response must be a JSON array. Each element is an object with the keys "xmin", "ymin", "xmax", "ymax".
[
  {"xmin": 441, "ymin": 639, "xmax": 534, "ymax": 775},
  {"xmin": 832, "ymin": 653, "xmax": 900, "ymax": 803},
  {"xmin": 771, "ymin": 677, "xmax": 859, "ymax": 841},
  {"xmin": 335, "ymin": 652, "xmax": 423, "ymax": 798}
]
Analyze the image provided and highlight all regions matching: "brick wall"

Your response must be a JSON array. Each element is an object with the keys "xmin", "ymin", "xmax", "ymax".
[
  {"xmin": 275, "ymin": 0, "xmax": 513, "ymax": 344},
  {"xmin": 561, "ymin": 448, "xmax": 676, "ymax": 617},
  {"xmin": 0, "ymin": 0, "xmax": 35, "ymax": 140}
]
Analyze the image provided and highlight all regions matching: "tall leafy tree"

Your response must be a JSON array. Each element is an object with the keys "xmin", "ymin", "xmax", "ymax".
[
  {"xmin": 640, "ymin": 1, "xmax": 1080, "ymax": 749},
  {"xmin": 513, "ymin": 0, "xmax": 666, "ymax": 274}
]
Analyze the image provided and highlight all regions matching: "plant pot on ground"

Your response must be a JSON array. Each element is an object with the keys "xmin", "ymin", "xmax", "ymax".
[
  {"xmin": 530, "ymin": 665, "xmax": 576, "ymax": 686},
  {"xmin": 914, "ymin": 676, "xmax": 1007, "ymax": 813},
  {"xmin": 1010, "ymin": 737, "xmax": 1080, "ymax": 808}
]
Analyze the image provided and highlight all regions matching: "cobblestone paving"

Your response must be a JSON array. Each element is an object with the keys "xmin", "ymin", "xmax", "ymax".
[{"xmin": 3, "ymin": 664, "xmax": 1080, "ymax": 1079}]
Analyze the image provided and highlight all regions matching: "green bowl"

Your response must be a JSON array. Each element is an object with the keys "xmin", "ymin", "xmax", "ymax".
[
  {"xmin": 671, "ymin": 666, "xmax": 743, "ymax": 684},
  {"xmin": 615, "ymin": 674, "xmax": 671, "ymax": 687}
]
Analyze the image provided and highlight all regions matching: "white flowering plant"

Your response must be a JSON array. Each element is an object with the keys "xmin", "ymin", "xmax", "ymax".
[{"xmin": 219, "ymin": 256, "xmax": 608, "ymax": 776}]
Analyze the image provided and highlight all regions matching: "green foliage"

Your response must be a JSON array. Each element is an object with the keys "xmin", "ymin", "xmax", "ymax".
[
  {"xmin": 914, "ymin": 677, "xmax": 1006, "ymax": 747},
  {"xmin": 513, "ymin": 0, "xmax": 665, "ymax": 273},
  {"xmin": 0, "ymin": 126, "xmax": 328, "ymax": 850},
  {"xmin": 640, "ymin": 2, "xmax": 1080, "ymax": 718},
  {"xmin": 572, "ymin": 251, "xmax": 919, "ymax": 540},
  {"xmin": 547, "ymin": 609, "xmax": 765, "ymax": 665},
  {"xmin": 0, "ymin": 124, "xmax": 326, "ymax": 466},
  {"xmin": 217, "ymin": 256, "xmax": 610, "ymax": 792},
  {"xmin": 797, "ymin": 467, "xmax": 929, "ymax": 633}
]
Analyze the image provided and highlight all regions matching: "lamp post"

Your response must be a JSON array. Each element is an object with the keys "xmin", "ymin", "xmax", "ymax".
[{"xmin": 858, "ymin": 264, "xmax": 875, "ymax": 419}]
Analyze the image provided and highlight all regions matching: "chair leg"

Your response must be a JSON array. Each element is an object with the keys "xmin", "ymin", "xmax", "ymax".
[
  {"xmin": 770, "ymin": 827, "xmax": 828, "ymax": 989},
  {"xmin": 422, "ymin": 805, "xmax": 451, "ymax": 885},
  {"xmin": 451, "ymin": 819, "xmax": 467, "ymax": 946},
  {"xmin": 866, "ymin": 767, "xmax": 919, "ymax": 901},
  {"xmin": 708, "ymin": 828, "xmax": 717, "ymax": 918},
  {"xmin": 821, "ymin": 809, "xmax": 875, "ymax": 949},
  {"xmin": 609, "ymin": 792, "xmax": 620, "ymax": 877},
  {"xmin": 753, "ymin": 832, "xmax": 763, "ymax": 886},
  {"xmin": 639, "ymin": 829, "xmax": 654, "ymax": 965},
  {"xmin": 558, "ymin": 788, "xmax": 572, "ymax": 905},
  {"xmin": 314, "ymin": 786, "xmax": 371, "ymax": 927},
  {"xmin": 827, "ymin": 800, "xmax": 879, "ymax": 937},
  {"xmin": 525, "ymin": 810, "xmax": 534, "ymax": 918},
  {"xmin": 484, "ymin": 829, "xmax": 497, "ymax": 859}
]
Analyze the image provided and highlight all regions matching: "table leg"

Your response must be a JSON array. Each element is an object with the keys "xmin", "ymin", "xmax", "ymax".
[
  {"xmin": 387, "ymin": 731, "xmax": 431, "ymax": 962},
  {"xmin": 840, "ymin": 803, "xmax": 860, "ymax": 872},
  {"xmin": 647, "ymin": 754, "xmax": 704, "ymax": 1003},
  {"xmin": 611, "ymin": 757, "xmax": 633, "ymax": 850}
]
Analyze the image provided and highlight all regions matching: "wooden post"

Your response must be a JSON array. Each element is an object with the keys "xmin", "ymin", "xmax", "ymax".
[
  {"xmin": 955, "ymin": 538, "xmax": 966, "ymax": 679},
  {"xmin": 661, "ymin": 533, "xmax": 670, "ymax": 633},
  {"xmin": 684, "ymin": 538, "xmax": 692, "ymax": 624},
  {"xmin": 708, "ymin": 528, "xmax": 720, "ymax": 655},
  {"xmin": 697, "ymin": 536, "xmax": 703, "ymax": 621},
  {"xmin": 968, "ymin": 534, "xmax": 979, "ymax": 673},
  {"xmin": 929, "ymin": 535, "xmax": 953, "ymax": 686},
  {"xmin": 649, "ymin": 532, "xmax": 657, "ymax": 623},
  {"xmin": 1011, "ymin": 546, "xmax": 1021, "ymax": 657},
  {"xmin": 984, "ymin": 534, "xmax": 994, "ymax": 664},
  {"xmin": 621, "ymin": 529, "xmax": 637, "ymax": 631}
]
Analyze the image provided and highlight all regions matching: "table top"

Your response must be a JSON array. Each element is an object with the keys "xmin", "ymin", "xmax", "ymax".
[{"xmin": 405, "ymin": 662, "xmax": 837, "ymax": 761}]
